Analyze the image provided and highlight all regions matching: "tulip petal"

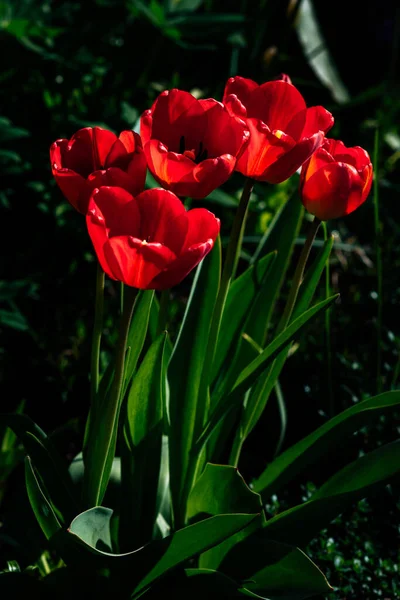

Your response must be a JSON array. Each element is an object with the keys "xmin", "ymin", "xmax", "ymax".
[
  {"xmin": 246, "ymin": 80, "xmax": 307, "ymax": 133},
  {"xmin": 90, "ymin": 186, "xmax": 141, "ymax": 237},
  {"xmin": 92, "ymin": 127, "xmax": 120, "ymax": 170},
  {"xmin": 57, "ymin": 129, "xmax": 95, "ymax": 177},
  {"xmin": 104, "ymin": 236, "xmax": 176, "ymax": 289},
  {"xmin": 118, "ymin": 130, "xmax": 140, "ymax": 154},
  {"xmin": 182, "ymin": 208, "xmax": 220, "ymax": 251},
  {"xmin": 144, "ymin": 140, "xmax": 195, "ymax": 191},
  {"xmin": 190, "ymin": 155, "xmax": 235, "ymax": 198},
  {"xmin": 324, "ymin": 139, "xmax": 371, "ymax": 170},
  {"xmin": 152, "ymin": 240, "xmax": 215, "ymax": 290},
  {"xmin": 52, "ymin": 168, "xmax": 90, "ymax": 214},
  {"xmin": 301, "ymin": 106, "xmax": 334, "ymax": 138},
  {"xmin": 223, "ymin": 76, "xmax": 259, "ymax": 115},
  {"xmin": 260, "ymin": 131, "xmax": 325, "ymax": 184},
  {"xmin": 147, "ymin": 89, "xmax": 207, "ymax": 154},
  {"xmin": 134, "ymin": 188, "xmax": 188, "ymax": 254},
  {"xmin": 301, "ymin": 162, "xmax": 365, "ymax": 220},
  {"xmin": 88, "ymin": 167, "xmax": 143, "ymax": 198},
  {"xmin": 235, "ymin": 118, "xmax": 295, "ymax": 178},
  {"xmin": 199, "ymin": 99, "xmax": 249, "ymax": 158},
  {"xmin": 86, "ymin": 195, "xmax": 117, "ymax": 280}
]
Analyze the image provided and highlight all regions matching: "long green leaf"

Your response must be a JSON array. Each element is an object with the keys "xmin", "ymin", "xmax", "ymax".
[
  {"xmin": 0, "ymin": 414, "xmax": 78, "ymax": 523},
  {"xmin": 261, "ymin": 441, "xmax": 400, "ymax": 548},
  {"xmin": 168, "ymin": 238, "xmax": 221, "ymax": 523},
  {"xmin": 197, "ymin": 295, "xmax": 338, "ymax": 451},
  {"xmin": 251, "ymin": 191, "xmax": 304, "ymax": 344},
  {"xmin": 25, "ymin": 457, "xmax": 61, "ymax": 539},
  {"xmin": 253, "ymin": 390, "xmax": 400, "ymax": 497},
  {"xmin": 120, "ymin": 333, "xmax": 167, "ymax": 549},
  {"xmin": 122, "ymin": 290, "xmax": 155, "ymax": 396},
  {"xmin": 211, "ymin": 251, "xmax": 276, "ymax": 383},
  {"xmin": 221, "ymin": 537, "xmax": 332, "ymax": 600}
]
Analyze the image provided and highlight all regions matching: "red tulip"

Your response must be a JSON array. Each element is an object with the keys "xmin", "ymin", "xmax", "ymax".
[
  {"xmin": 86, "ymin": 186, "xmax": 220, "ymax": 290},
  {"xmin": 50, "ymin": 127, "xmax": 147, "ymax": 214},
  {"xmin": 140, "ymin": 89, "xmax": 249, "ymax": 198},
  {"xmin": 222, "ymin": 74, "xmax": 334, "ymax": 183},
  {"xmin": 299, "ymin": 138, "xmax": 373, "ymax": 221}
]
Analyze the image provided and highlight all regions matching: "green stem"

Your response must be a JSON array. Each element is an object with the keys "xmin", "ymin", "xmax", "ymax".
[
  {"xmin": 230, "ymin": 215, "xmax": 321, "ymax": 467},
  {"xmin": 373, "ymin": 126, "xmax": 383, "ymax": 394},
  {"xmin": 90, "ymin": 263, "xmax": 105, "ymax": 405},
  {"xmin": 276, "ymin": 216, "xmax": 321, "ymax": 334},
  {"xmin": 206, "ymin": 178, "xmax": 254, "ymax": 395},
  {"xmin": 322, "ymin": 221, "xmax": 334, "ymax": 417}
]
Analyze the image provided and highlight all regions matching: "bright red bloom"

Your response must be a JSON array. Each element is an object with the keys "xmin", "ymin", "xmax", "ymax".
[
  {"xmin": 300, "ymin": 139, "xmax": 373, "ymax": 221},
  {"xmin": 86, "ymin": 187, "xmax": 220, "ymax": 290},
  {"xmin": 222, "ymin": 75, "xmax": 334, "ymax": 183},
  {"xmin": 50, "ymin": 127, "xmax": 147, "ymax": 214},
  {"xmin": 140, "ymin": 89, "xmax": 249, "ymax": 198}
]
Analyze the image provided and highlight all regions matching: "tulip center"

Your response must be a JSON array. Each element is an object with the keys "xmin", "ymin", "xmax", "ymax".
[{"xmin": 179, "ymin": 136, "xmax": 208, "ymax": 164}]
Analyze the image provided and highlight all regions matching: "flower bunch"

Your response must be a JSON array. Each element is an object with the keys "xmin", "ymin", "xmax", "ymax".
[{"xmin": 3, "ymin": 74, "xmax": 394, "ymax": 600}]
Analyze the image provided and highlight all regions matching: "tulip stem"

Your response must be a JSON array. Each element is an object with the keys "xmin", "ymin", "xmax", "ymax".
[
  {"xmin": 373, "ymin": 126, "xmax": 383, "ymax": 394},
  {"xmin": 208, "ymin": 177, "xmax": 254, "ymax": 384},
  {"xmin": 276, "ymin": 216, "xmax": 321, "ymax": 334},
  {"xmin": 323, "ymin": 221, "xmax": 334, "ymax": 417},
  {"xmin": 90, "ymin": 262, "xmax": 105, "ymax": 405},
  {"xmin": 229, "ymin": 215, "xmax": 321, "ymax": 468}
]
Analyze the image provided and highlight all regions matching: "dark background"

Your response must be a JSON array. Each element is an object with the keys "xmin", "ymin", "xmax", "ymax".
[{"xmin": 0, "ymin": 1, "xmax": 399, "ymax": 597}]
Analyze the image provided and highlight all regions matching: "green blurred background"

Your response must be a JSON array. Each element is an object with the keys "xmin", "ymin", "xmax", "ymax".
[{"xmin": 0, "ymin": 1, "xmax": 399, "ymax": 597}]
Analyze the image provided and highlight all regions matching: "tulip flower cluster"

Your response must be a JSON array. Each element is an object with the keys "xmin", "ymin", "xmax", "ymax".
[
  {"xmin": 4, "ymin": 72, "xmax": 392, "ymax": 600},
  {"xmin": 50, "ymin": 74, "xmax": 373, "ymax": 293}
]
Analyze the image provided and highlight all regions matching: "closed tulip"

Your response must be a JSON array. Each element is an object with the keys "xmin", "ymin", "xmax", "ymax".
[{"xmin": 300, "ymin": 138, "xmax": 373, "ymax": 220}]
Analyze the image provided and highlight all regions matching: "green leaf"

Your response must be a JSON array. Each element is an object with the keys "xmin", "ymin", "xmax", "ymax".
[
  {"xmin": 140, "ymin": 567, "xmax": 264, "ymax": 599},
  {"xmin": 261, "ymin": 441, "xmax": 400, "ymax": 548},
  {"xmin": 187, "ymin": 464, "xmax": 263, "ymax": 572},
  {"xmin": 69, "ymin": 506, "xmax": 113, "ymax": 553},
  {"xmin": 197, "ymin": 295, "xmax": 338, "ymax": 451},
  {"xmin": 132, "ymin": 514, "xmax": 258, "ymax": 596},
  {"xmin": 123, "ymin": 290, "xmax": 155, "ymax": 396},
  {"xmin": 217, "ymin": 534, "xmax": 332, "ymax": 600},
  {"xmin": 211, "ymin": 251, "xmax": 276, "ymax": 383},
  {"xmin": 253, "ymin": 390, "xmax": 400, "ymax": 498},
  {"xmin": 25, "ymin": 457, "xmax": 61, "ymax": 540},
  {"xmin": 187, "ymin": 464, "xmax": 262, "ymax": 522},
  {"xmin": 62, "ymin": 507, "xmax": 257, "ymax": 593},
  {"xmin": 251, "ymin": 191, "xmax": 304, "ymax": 344},
  {"xmin": 120, "ymin": 333, "xmax": 167, "ymax": 549},
  {"xmin": 0, "ymin": 414, "xmax": 78, "ymax": 524},
  {"xmin": 168, "ymin": 238, "xmax": 221, "ymax": 520}
]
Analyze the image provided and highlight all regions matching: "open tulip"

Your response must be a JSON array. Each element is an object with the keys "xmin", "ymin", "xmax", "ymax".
[
  {"xmin": 50, "ymin": 127, "xmax": 147, "ymax": 214},
  {"xmin": 86, "ymin": 186, "xmax": 220, "ymax": 290},
  {"xmin": 140, "ymin": 89, "xmax": 249, "ymax": 198},
  {"xmin": 299, "ymin": 138, "xmax": 373, "ymax": 221},
  {"xmin": 222, "ymin": 74, "xmax": 334, "ymax": 183}
]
